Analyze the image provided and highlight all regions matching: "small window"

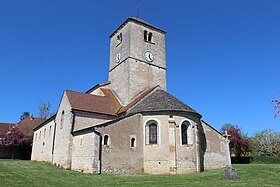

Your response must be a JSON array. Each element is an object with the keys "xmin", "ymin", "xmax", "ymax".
[
  {"xmin": 60, "ymin": 110, "xmax": 65, "ymax": 129},
  {"xmin": 148, "ymin": 32, "xmax": 153, "ymax": 42},
  {"xmin": 181, "ymin": 121, "xmax": 193, "ymax": 145},
  {"xmin": 220, "ymin": 141, "xmax": 225, "ymax": 152},
  {"xmin": 206, "ymin": 140, "xmax": 211, "ymax": 151},
  {"xmin": 49, "ymin": 126, "xmax": 52, "ymax": 136},
  {"xmin": 44, "ymin": 128, "xmax": 46, "ymax": 138},
  {"xmin": 35, "ymin": 133, "xmax": 37, "ymax": 141},
  {"xmin": 144, "ymin": 30, "xmax": 153, "ymax": 43},
  {"xmin": 104, "ymin": 134, "xmax": 109, "ymax": 146},
  {"xmin": 80, "ymin": 137, "xmax": 83, "ymax": 146},
  {"xmin": 131, "ymin": 137, "xmax": 136, "ymax": 148},
  {"xmin": 181, "ymin": 123, "xmax": 188, "ymax": 145},
  {"xmin": 117, "ymin": 33, "xmax": 122, "ymax": 41},
  {"xmin": 39, "ymin": 131, "xmax": 41, "ymax": 139},
  {"xmin": 144, "ymin": 30, "xmax": 148, "ymax": 41}
]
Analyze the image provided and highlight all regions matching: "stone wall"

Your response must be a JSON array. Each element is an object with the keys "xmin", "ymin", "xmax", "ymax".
[
  {"xmin": 142, "ymin": 114, "xmax": 200, "ymax": 174},
  {"xmin": 73, "ymin": 112, "xmax": 112, "ymax": 132},
  {"xmin": 201, "ymin": 120, "xmax": 227, "ymax": 169},
  {"xmin": 109, "ymin": 19, "xmax": 166, "ymax": 105},
  {"xmin": 71, "ymin": 132, "xmax": 98, "ymax": 173},
  {"xmin": 97, "ymin": 114, "xmax": 144, "ymax": 174},
  {"xmin": 52, "ymin": 92, "xmax": 74, "ymax": 169},
  {"xmin": 31, "ymin": 119, "xmax": 55, "ymax": 162}
]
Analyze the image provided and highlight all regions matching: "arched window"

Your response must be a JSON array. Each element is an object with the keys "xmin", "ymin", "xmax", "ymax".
[
  {"xmin": 144, "ymin": 30, "xmax": 148, "ymax": 41},
  {"xmin": 149, "ymin": 123, "xmax": 157, "ymax": 144},
  {"xmin": 131, "ymin": 137, "xmax": 136, "ymax": 148},
  {"xmin": 148, "ymin": 32, "xmax": 153, "ymax": 42},
  {"xmin": 181, "ymin": 121, "xmax": 193, "ymax": 145},
  {"xmin": 49, "ymin": 126, "xmax": 52, "ymax": 136},
  {"xmin": 104, "ymin": 134, "xmax": 109, "ymax": 146},
  {"xmin": 60, "ymin": 110, "xmax": 64, "ymax": 129},
  {"xmin": 145, "ymin": 120, "xmax": 158, "ymax": 145},
  {"xmin": 80, "ymin": 137, "xmax": 83, "ymax": 146},
  {"xmin": 117, "ymin": 33, "xmax": 122, "ymax": 42},
  {"xmin": 181, "ymin": 123, "xmax": 188, "ymax": 145},
  {"xmin": 44, "ymin": 128, "xmax": 46, "ymax": 138}
]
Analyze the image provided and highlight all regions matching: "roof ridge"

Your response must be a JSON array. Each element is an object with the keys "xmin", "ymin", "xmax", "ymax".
[
  {"xmin": 117, "ymin": 86, "xmax": 159, "ymax": 115},
  {"xmin": 65, "ymin": 87, "xmax": 122, "ymax": 116},
  {"xmin": 125, "ymin": 86, "xmax": 159, "ymax": 114},
  {"xmin": 127, "ymin": 89, "xmax": 201, "ymax": 116}
]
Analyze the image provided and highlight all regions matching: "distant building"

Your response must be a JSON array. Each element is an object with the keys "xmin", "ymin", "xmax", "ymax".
[
  {"xmin": 0, "ymin": 117, "xmax": 43, "ymax": 159},
  {"xmin": 0, "ymin": 122, "xmax": 14, "ymax": 140},
  {"xmin": 31, "ymin": 18, "xmax": 227, "ymax": 174},
  {"xmin": 17, "ymin": 117, "xmax": 45, "ymax": 137}
]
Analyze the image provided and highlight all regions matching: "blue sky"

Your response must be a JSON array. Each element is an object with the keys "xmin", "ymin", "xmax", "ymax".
[{"xmin": 0, "ymin": 0, "xmax": 279, "ymax": 136}]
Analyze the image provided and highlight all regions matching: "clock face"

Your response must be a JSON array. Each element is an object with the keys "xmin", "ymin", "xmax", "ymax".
[
  {"xmin": 144, "ymin": 51, "xmax": 154, "ymax": 62},
  {"xmin": 116, "ymin": 53, "xmax": 121, "ymax": 63}
]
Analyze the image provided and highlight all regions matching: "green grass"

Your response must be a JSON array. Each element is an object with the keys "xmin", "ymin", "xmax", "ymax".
[{"xmin": 0, "ymin": 160, "xmax": 280, "ymax": 187}]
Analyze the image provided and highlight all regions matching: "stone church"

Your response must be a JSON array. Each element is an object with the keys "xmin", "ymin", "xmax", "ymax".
[{"xmin": 31, "ymin": 18, "xmax": 227, "ymax": 174}]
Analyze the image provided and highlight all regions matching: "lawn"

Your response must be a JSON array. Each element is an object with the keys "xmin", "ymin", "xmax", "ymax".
[{"xmin": 0, "ymin": 159, "xmax": 280, "ymax": 187}]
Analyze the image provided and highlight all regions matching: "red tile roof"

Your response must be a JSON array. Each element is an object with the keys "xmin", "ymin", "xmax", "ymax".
[
  {"xmin": 17, "ymin": 117, "xmax": 45, "ymax": 137},
  {"xmin": 0, "ymin": 123, "xmax": 14, "ymax": 137},
  {"xmin": 65, "ymin": 88, "xmax": 122, "ymax": 116}
]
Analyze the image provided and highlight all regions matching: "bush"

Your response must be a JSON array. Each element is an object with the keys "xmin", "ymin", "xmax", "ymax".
[
  {"xmin": 231, "ymin": 156, "xmax": 252, "ymax": 164},
  {"xmin": 251, "ymin": 156, "xmax": 280, "ymax": 164}
]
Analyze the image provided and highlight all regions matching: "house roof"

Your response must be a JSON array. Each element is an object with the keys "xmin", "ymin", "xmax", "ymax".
[
  {"xmin": 0, "ymin": 123, "xmax": 14, "ymax": 137},
  {"xmin": 127, "ymin": 89, "xmax": 201, "ymax": 116},
  {"xmin": 33, "ymin": 115, "xmax": 56, "ymax": 131},
  {"xmin": 17, "ymin": 117, "xmax": 45, "ymax": 137},
  {"xmin": 65, "ymin": 88, "xmax": 122, "ymax": 116}
]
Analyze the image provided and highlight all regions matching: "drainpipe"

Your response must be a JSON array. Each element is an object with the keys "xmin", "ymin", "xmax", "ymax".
[{"xmin": 93, "ymin": 127, "xmax": 102, "ymax": 175}]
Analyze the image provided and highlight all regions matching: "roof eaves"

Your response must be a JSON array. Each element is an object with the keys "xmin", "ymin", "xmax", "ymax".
[
  {"xmin": 110, "ymin": 17, "xmax": 166, "ymax": 38},
  {"xmin": 71, "ymin": 108, "xmax": 118, "ymax": 117},
  {"xmin": 85, "ymin": 82, "xmax": 111, "ymax": 94},
  {"xmin": 33, "ymin": 114, "xmax": 56, "ymax": 131},
  {"xmin": 117, "ymin": 86, "xmax": 159, "ymax": 115},
  {"xmin": 201, "ymin": 120, "xmax": 223, "ymax": 136}
]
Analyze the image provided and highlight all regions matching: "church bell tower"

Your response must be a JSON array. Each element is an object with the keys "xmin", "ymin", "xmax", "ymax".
[{"xmin": 109, "ymin": 18, "xmax": 166, "ymax": 105}]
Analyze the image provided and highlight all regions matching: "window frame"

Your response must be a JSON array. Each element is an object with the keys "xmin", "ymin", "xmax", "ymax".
[
  {"xmin": 145, "ymin": 119, "xmax": 160, "ymax": 145},
  {"xmin": 103, "ymin": 134, "xmax": 110, "ymax": 146},
  {"xmin": 181, "ymin": 120, "xmax": 193, "ymax": 146}
]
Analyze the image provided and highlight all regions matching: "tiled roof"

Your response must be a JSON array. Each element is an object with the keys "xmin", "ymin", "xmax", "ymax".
[
  {"xmin": 127, "ymin": 89, "xmax": 200, "ymax": 115},
  {"xmin": 0, "ymin": 123, "xmax": 14, "ymax": 137},
  {"xmin": 17, "ymin": 117, "xmax": 45, "ymax": 137},
  {"xmin": 33, "ymin": 115, "xmax": 56, "ymax": 131},
  {"xmin": 117, "ymin": 86, "xmax": 158, "ymax": 115},
  {"xmin": 65, "ymin": 88, "xmax": 122, "ymax": 116}
]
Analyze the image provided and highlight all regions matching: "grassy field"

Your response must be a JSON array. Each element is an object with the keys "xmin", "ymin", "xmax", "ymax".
[{"xmin": 0, "ymin": 159, "xmax": 280, "ymax": 187}]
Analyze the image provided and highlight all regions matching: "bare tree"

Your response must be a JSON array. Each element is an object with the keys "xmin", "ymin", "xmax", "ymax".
[{"xmin": 38, "ymin": 102, "xmax": 51, "ymax": 119}]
